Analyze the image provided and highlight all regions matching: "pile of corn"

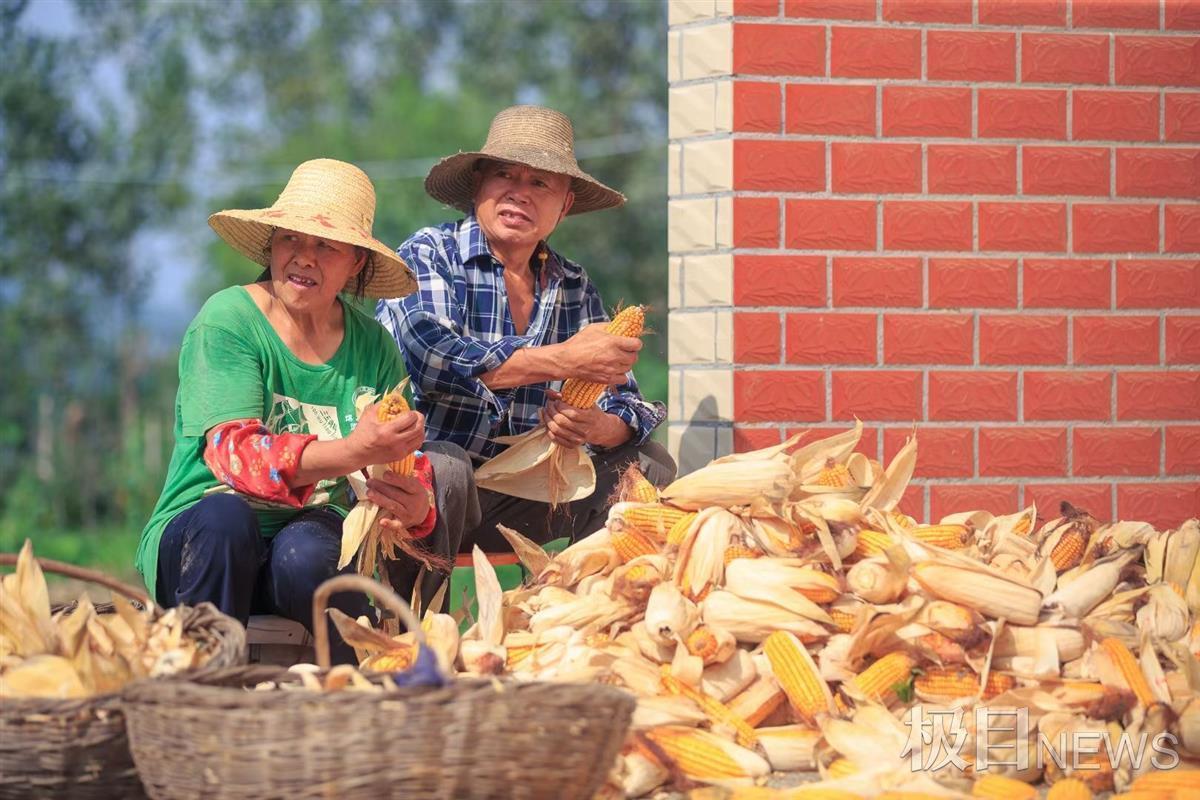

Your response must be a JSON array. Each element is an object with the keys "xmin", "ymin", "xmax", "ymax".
[
  {"xmin": 312, "ymin": 420, "xmax": 1200, "ymax": 797},
  {"xmin": 0, "ymin": 541, "xmax": 219, "ymax": 698},
  {"xmin": 433, "ymin": 423, "xmax": 1200, "ymax": 799}
]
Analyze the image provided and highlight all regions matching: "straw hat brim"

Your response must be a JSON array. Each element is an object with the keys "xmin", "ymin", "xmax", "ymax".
[
  {"xmin": 208, "ymin": 208, "xmax": 417, "ymax": 299},
  {"xmin": 424, "ymin": 146, "xmax": 626, "ymax": 216}
]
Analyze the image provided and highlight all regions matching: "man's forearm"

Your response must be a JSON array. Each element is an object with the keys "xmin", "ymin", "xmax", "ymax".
[
  {"xmin": 479, "ymin": 343, "xmax": 568, "ymax": 389},
  {"xmin": 589, "ymin": 413, "xmax": 635, "ymax": 449}
]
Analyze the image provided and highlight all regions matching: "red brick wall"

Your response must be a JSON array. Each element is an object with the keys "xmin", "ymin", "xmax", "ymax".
[{"xmin": 728, "ymin": 0, "xmax": 1199, "ymax": 527}]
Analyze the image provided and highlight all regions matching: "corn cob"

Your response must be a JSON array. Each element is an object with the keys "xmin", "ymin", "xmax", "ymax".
[
  {"xmin": 814, "ymin": 458, "xmax": 852, "ymax": 488},
  {"xmin": 854, "ymin": 530, "xmax": 895, "ymax": 558},
  {"xmin": 825, "ymin": 758, "xmax": 858, "ymax": 779},
  {"xmin": 560, "ymin": 305, "xmax": 645, "ymax": 408},
  {"xmin": 971, "ymin": 775, "xmax": 1037, "ymax": 800},
  {"xmin": 790, "ymin": 790, "xmax": 863, "ymax": 800},
  {"xmin": 912, "ymin": 524, "xmax": 970, "ymax": 549},
  {"xmin": 845, "ymin": 651, "xmax": 917, "ymax": 705},
  {"xmin": 661, "ymin": 670, "xmax": 759, "ymax": 748},
  {"xmin": 1050, "ymin": 529, "xmax": 1088, "ymax": 572},
  {"xmin": 728, "ymin": 677, "xmax": 786, "ymax": 728},
  {"xmin": 611, "ymin": 524, "xmax": 659, "ymax": 563},
  {"xmin": 1046, "ymin": 778, "xmax": 1094, "ymax": 800},
  {"xmin": 619, "ymin": 463, "xmax": 659, "ymax": 504},
  {"xmin": 377, "ymin": 389, "xmax": 415, "ymax": 475},
  {"xmin": 723, "ymin": 545, "xmax": 763, "ymax": 565},
  {"xmin": 666, "ymin": 511, "xmax": 698, "ymax": 546},
  {"xmin": 623, "ymin": 504, "xmax": 689, "ymax": 543},
  {"xmin": 829, "ymin": 609, "xmax": 859, "ymax": 633},
  {"xmin": 1100, "ymin": 637, "xmax": 1157, "ymax": 707},
  {"xmin": 643, "ymin": 725, "xmax": 768, "ymax": 783},
  {"xmin": 1129, "ymin": 768, "xmax": 1200, "ymax": 793},
  {"xmin": 762, "ymin": 630, "xmax": 835, "ymax": 723},
  {"xmin": 1108, "ymin": 793, "xmax": 1176, "ymax": 800},
  {"xmin": 794, "ymin": 573, "xmax": 841, "ymax": 604},
  {"xmin": 686, "ymin": 626, "xmax": 721, "ymax": 663},
  {"xmin": 914, "ymin": 666, "xmax": 1015, "ymax": 701},
  {"xmin": 890, "ymin": 510, "xmax": 917, "ymax": 530}
]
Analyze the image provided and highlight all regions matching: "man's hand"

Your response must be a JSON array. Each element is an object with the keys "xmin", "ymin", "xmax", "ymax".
[
  {"xmin": 366, "ymin": 470, "xmax": 433, "ymax": 530},
  {"xmin": 346, "ymin": 402, "xmax": 426, "ymax": 469},
  {"xmin": 560, "ymin": 322, "xmax": 641, "ymax": 384},
  {"xmin": 541, "ymin": 390, "xmax": 633, "ymax": 449}
]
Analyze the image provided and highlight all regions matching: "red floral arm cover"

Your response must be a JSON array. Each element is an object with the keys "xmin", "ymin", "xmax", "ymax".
[
  {"xmin": 204, "ymin": 420, "xmax": 319, "ymax": 508},
  {"xmin": 408, "ymin": 452, "xmax": 437, "ymax": 540}
]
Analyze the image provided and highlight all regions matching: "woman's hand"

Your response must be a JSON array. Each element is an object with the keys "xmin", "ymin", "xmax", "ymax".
[
  {"xmin": 346, "ymin": 402, "xmax": 425, "ymax": 469},
  {"xmin": 367, "ymin": 470, "xmax": 433, "ymax": 530}
]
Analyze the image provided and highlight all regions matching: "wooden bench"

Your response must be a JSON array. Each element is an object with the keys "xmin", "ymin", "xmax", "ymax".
[{"xmin": 246, "ymin": 614, "xmax": 315, "ymax": 666}]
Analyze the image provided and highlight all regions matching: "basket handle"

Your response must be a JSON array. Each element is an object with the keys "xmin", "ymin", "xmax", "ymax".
[
  {"xmin": 312, "ymin": 574, "xmax": 427, "ymax": 671},
  {"xmin": 0, "ymin": 552, "xmax": 155, "ymax": 611}
]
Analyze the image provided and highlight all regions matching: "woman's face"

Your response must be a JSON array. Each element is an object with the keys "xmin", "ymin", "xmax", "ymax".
[{"xmin": 267, "ymin": 228, "xmax": 365, "ymax": 314}]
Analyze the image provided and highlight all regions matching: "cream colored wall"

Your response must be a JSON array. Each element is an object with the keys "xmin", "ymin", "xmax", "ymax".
[{"xmin": 667, "ymin": 0, "xmax": 737, "ymax": 474}]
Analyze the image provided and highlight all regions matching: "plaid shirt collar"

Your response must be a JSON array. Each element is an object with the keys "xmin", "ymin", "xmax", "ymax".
[{"xmin": 456, "ymin": 213, "xmax": 568, "ymax": 282}]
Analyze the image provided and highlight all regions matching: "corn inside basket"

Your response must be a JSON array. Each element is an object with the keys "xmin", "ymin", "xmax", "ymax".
[
  {"xmin": 0, "ymin": 550, "xmax": 247, "ymax": 800},
  {"xmin": 122, "ymin": 574, "xmax": 637, "ymax": 800}
]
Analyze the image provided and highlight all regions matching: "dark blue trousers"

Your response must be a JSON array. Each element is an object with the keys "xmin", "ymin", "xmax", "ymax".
[{"xmin": 156, "ymin": 494, "xmax": 371, "ymax": 665}]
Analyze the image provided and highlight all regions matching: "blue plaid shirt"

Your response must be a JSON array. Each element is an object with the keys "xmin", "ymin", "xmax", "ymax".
[{"xmin": 376, "ymin": 214, "xmax": 666, "ymax": 464}]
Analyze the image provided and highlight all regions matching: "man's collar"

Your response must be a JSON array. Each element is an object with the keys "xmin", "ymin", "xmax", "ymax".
[
  {"xmin": 455, "ymin": 213, "xmax": 572, "ymax": 280},
  {"xmin": 456, "ymin": 214, "xmax": 495, "ymax": 265}
]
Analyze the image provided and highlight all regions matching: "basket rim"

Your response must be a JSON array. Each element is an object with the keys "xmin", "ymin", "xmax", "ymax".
[{"xmin": 122, "ymin": 664, "xmax": 638, "ymax": 714}]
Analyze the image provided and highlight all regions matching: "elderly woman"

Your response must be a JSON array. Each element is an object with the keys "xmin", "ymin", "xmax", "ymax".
[{"xmin": 137, "ymin": 159, "xmax": 479, "ymax": 663}]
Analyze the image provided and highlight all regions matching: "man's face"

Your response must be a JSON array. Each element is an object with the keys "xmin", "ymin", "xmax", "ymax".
[{"xmin": 473, "ymin": 160, "xmax": 575, "ymax": 256}]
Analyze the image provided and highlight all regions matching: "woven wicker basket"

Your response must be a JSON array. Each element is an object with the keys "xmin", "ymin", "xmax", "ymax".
[
  {"xmin": 123, "ymin": 574, "xmax": 636, "ymax": 800},
  {"xmin": 0, "ymin": 554, "xmax": 246, "ymax": 800}
]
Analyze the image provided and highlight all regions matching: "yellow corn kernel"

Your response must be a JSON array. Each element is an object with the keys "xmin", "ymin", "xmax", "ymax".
[
  {"xmin": 623, "ymin": 504, "xmax": 689, "ymax": 543},
  {"xmin": 815, "ymin": 458, "xmax": 852, "ymax": 488},
  {"xmin": 686, "ymin": 626, "xmax": 720, "ymax": 663},
  {"xmin": 666, "ymin": 511, "xmax": 698, "ymax": 546},
  {"xmin": 560, "ymin": 305, "xmax": 645, "ymax": 408},
  {"xmin": 912, "ymin": 524, "xmax": 970, "ymax": 549},
  {"xmin": 1046, "ymin": 778, "xmax": 1094, "ymax": 800},
  {"xmin": 728, "ymin": 677, "xmax": 786, "ymax": 728},
  {"xmin": 914, "ymin": 667, "xmax": 1015, "ymax": 701},
  {"xmin": 661, "ymin": 671, "xmax": 759, "ymax": 749},
  {"xmin": 825, "ymin": 758, "xmax": 858, "ymax": 779},
  {"xmin": 791, "ymin": 790, "xmax": 863, "ymax": 800},
  {"xmin": 846, "ymin": 652, "xmax": 917, "ymax": 705},
  {"xmin": 829, "ymin": 609, "xmax": 859, "ymax": 633},
  {"xmin": 619, "ymin": 463, "xmax": 659, "ymax": 504},
  {"xmin": 853, "ymin": 529, "xmax": 894, "ymax": 559},
  {"xmin": 1100, "ymin": 637, "xmax": 1157, "ymax": 707},
  {"xmin": 971, "ymin": 774, "xmax": 1037, "ymax": 800},
  {"xmin": 376, "ymin": 390, "xmax": 415, "ymax": 475},
  {"xmin": 723, "ymin": 544, "xmax": 764, "ymax": 565},
  {"xmin": 1050, "ymin": 529, "xmax": 1087, "ymax": 572},
  {"xmin": 763, "ymin": 630, "xmax": 833, "ymax": 723},
  {"xmin": 1130, "ymin": 768, "xmax": 1200, "ymax": 793},
  {"xmin": 611, "ymin": 524, "xmax": 659, "ymax": 563},
  {"xmin": 643, "ymin": 725, "xmax": 764, "ymax": 782}
]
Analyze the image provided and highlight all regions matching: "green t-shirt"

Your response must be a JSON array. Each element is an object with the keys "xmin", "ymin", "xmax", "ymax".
[{"xmin": 136, "ymin": 285, "xmax": 406, "ymax": 601}]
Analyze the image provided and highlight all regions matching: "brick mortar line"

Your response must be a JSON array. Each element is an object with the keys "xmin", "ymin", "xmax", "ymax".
[
  {"xmin": 728, "ymin": 418, "xmax": 1200, "ymax": 433},
  {"xmin": 675, "ymin": 133, "xmax": 1200, "ymax": 150},
  {"xmin": 720, "ymin": 19, "xmax": 1200, "ymax": 36},
  {"xmin": 679, "ymin": 188, "xmax": 1200, "ymax": 200},
  {"xmin": 695, "ymin": 72, "xmax": 1200, "ymax": 88},
  {"xmin": 715, "ymin": 307, "xmax": 1200, "ymax": 316},
  {"xmin": 717, "ymin": 363, "xmax": 1200, "ymax": 373},
  {"xmin": 687, "ymin": 246, "xmax": 1200, "ymax": 257}
]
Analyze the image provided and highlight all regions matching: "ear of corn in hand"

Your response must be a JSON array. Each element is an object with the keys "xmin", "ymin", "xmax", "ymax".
[{"xmin": 560, "ymin": 305, "xmax": 645, "ymax": 408}]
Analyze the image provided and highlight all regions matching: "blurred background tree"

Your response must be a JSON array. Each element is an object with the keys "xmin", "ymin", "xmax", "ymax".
[{"xmin": 0, "ymin": 0, "xmax": 666, "ymax": 578}]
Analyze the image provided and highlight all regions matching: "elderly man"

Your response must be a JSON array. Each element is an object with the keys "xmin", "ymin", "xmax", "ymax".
[{"xmin": 377, "ymin": 104, "xmax": 674, "ymax": 554}]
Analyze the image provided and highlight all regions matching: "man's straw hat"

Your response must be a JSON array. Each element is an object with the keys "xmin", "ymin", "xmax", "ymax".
[
  {"xmin": 424, "ymin": 105, "xmax": 626, "ymax": 216},
  {"xmin": 208, "ymin": 159, "xmax": 417, "ymax": 298}
]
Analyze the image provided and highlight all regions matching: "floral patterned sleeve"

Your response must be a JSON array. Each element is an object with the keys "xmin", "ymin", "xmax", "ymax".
[
  {"xmin": 204, "ymin": 419, "xmax": 319, "ymax": 508},
  {"xmin": 407, "ymin": 452, "xmax": 437, "ymax": 540}
]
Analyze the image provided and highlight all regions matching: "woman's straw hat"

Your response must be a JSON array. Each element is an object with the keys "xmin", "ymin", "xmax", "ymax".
[
  {"xmin": 424, "ymin": 105, "xmax": 626, "ymax": 216},
  {"xmin": 208, "ymin": 159, "xmax": 417, "ymax": 298}
]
